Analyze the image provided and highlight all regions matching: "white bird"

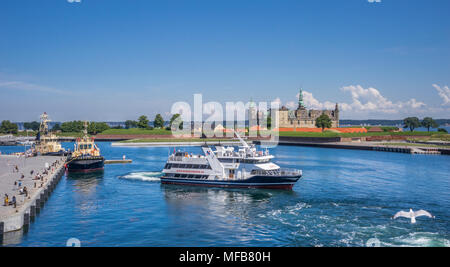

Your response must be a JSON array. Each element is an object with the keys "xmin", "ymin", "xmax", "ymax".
[{"xmin": 393, "ymin": 209, "xmax": 435, "ymax": 224}]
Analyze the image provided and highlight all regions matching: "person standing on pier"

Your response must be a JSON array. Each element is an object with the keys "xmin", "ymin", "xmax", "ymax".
[{"xmin": 3, "ymin": 194, "xmax": 8, "ymax": 206}]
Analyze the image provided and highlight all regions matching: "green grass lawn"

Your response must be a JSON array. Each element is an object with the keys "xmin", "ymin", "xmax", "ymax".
[
  {"xmin": 99, "ymin": 128, "xmax": 172, "ymax": 135},
  {"xmin": 120, "ymin": 138, "xmax": 231, "ymax": 143}
]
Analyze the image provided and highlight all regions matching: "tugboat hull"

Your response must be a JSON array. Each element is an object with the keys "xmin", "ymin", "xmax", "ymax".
[
  {"xmin": 160, "ymin": 175, "xmax": 301, "ymax": 190},
  {"xmin": 67, "ymin": 157, "xmax": 105, "ymax": 173},
  {"xmin": 42, "ymin": 150, "xmax": 66, "ymax": 156}
]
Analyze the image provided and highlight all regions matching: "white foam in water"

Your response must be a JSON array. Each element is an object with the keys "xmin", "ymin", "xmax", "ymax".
[
  {"xmin": 388, "ymin": 232, "xmax": 450, "ymax": 247},
  {"xmin": 120, "ymin": 172, "xmax": 163, "ymax": 182}
]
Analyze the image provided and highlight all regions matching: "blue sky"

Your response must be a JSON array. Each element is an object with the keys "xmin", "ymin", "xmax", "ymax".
[{"xmin": 0, "ymin": 0, "xmax": 449, "ymax": 121}]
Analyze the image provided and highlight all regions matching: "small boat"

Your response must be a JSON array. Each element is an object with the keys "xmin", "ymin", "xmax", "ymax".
[
  {"xmin": 66, "ymin": 122, "xmax": 104, "ymax": 173},
  {"xmin": 161, "ymin": 132, "xmax": 302, "ymax": 190}
]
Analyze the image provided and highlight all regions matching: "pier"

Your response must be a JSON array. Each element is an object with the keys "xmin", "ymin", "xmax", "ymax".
[
  {"xmin": 104, "ymin": 159, "xmax": 133, "ymax": 164},
  {"xmin": 0, "ymin": 155, "xmax": 65, "ymax": 244}
]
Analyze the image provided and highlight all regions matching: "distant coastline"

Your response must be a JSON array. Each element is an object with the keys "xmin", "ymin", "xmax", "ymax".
[{"xmin": 7, "ymin": 119, "xmax": 450, "ymax": 131}]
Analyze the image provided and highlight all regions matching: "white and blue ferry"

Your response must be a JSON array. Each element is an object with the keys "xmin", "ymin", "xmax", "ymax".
[{"xmin": 161, "ymin": 134, "xmax": 302, "ymax": 190}]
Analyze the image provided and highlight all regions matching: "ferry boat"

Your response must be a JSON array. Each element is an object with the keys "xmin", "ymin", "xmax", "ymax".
[
  {"xmin": 34, "ymin": 112, "xmax": 66, "ymax": 156},
  {"xmin": 161, "ymin": 133, "xmax": 302, "ymax": 190},
  {"xmin": 66, "ymin": 122, "xmax": 104, "ymax": 173}
]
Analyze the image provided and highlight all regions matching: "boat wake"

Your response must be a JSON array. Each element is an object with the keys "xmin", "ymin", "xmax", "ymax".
[{"xmin": 119, "ymin": 171, "xmax": 163, "ymax": 182}]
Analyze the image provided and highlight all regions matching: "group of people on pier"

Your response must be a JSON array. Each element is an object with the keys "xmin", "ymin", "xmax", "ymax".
[{"xmin": 2, "ymin": 158, "xmax": 64, "ymax": 209}]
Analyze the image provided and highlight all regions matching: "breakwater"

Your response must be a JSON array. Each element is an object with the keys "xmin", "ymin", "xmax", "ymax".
[{"xmin": 253, "ymin": 137, "xmax": 450, "ymax": 155}]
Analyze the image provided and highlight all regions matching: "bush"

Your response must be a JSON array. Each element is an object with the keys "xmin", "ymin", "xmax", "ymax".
[
  {"xmin": 87, "ymin": 122, "xmax": 110, "ymax": 135},
  {"xmin": 437, "ymin": 128, "xmax": 448, "ymax": 133},
  {"xmin": 61, "ymin": 121, "xmax": 84, "ymax": 132}
]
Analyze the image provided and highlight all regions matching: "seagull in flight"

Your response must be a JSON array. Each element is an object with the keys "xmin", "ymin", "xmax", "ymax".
[{"xmin": 393, "ymin": 209, "xmax": 435, "ymax": 224}]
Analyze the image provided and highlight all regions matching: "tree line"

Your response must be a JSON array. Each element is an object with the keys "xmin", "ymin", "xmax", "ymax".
[
  {"xmin": 58, "ymin": 121, "xmax": 110, "ymax": 135},
  {"xmin": 124, "ymin": 114, "xmax": 182, "ymax": 130},
  {"xmin": 402, "ymin": 117, "xmax": 446, "ymax": 132},
  {"xmin": 314, "ymin": 114, "xmax": 447, "ymax": 133}
]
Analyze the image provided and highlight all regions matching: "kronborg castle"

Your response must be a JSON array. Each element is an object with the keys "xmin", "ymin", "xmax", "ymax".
[{"xmin": 275, "ymin": 89, "xmax": 340, "ymax": 128}]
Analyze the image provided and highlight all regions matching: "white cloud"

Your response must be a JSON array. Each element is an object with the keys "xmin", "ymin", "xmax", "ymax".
[
  {"xmin": 285, "ymin": 101, "xmax": 296, "ymax": 109},
  {"xmin": 340, "ymin": 85, "xmax": 426, "ymax": 114},
  {"xmin": 272, "ymin": 97, "xmax": 282, "ymax": 107},
  {"xmin": 276, "ymin": 85, "xmax": 431, "ymax": 118},
  {"xmin": 432, "ymin": 84, "xmax": 450, "ymax": 106},
  {"xmin": 300, "ymin": 91, "xmax": 337, "ymax": 110}
]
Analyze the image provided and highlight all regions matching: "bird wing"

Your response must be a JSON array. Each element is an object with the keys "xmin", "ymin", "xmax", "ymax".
[
  {"xmin": 414, "ymin": 210, "xmax": 433, "ymax": 218},
  {"xmin": 393, "ymin": 211, "xmax": 411, "ymax": 219}
]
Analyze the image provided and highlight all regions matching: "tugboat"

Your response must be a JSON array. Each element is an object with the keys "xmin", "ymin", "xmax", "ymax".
[
  {"xmin": 66, "ymin": 121, "xmax": 104, "ymax": 173},
  {"xmin": 34, "ymin": 112, "xmax": 66, "ymax": 156},
  {"xmin": 161, "ymin": 132, "xmax": 302, "ymax": 190}
]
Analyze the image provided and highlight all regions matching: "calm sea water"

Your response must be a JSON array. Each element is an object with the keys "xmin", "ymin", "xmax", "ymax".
[{"xmin": 1, "ymin": 142, "xmax": 449, "ymax": 247}]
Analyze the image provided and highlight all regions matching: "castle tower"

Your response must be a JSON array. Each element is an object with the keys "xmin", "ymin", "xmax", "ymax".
[{"xmin": 298, "ymin": 88, "xmax": 306, "ymax": 109}]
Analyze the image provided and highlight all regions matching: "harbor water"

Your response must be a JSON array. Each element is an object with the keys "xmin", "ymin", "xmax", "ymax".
[{"xmin": 1, "ymin": 142, "xmax": 449, "ymax": 247}]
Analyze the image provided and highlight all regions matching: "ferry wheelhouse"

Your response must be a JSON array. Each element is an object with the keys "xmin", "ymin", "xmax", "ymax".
[{"xmin": 161, "ymin": 134, "xmax": 302, "ymax": 190}]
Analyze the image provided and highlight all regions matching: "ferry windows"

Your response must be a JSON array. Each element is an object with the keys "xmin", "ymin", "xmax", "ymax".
[{"xmin": 168, "ymin": 164, "xmax": 211, "ymax": 169}]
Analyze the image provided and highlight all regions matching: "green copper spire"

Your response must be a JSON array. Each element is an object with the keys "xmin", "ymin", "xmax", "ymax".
[{"xmin": 298, "ymin": 88, "xmax": 305, "ymax": 108}]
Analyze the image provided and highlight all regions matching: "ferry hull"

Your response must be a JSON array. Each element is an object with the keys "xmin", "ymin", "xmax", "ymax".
[
  {"xmin": 67, "ymin": 157, "xmax": 105, "ymax": 173},
  {"xmin": 160, "ymin": 176, "xmax": 301, "ymax": 190}
]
